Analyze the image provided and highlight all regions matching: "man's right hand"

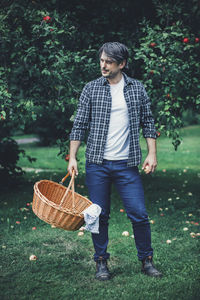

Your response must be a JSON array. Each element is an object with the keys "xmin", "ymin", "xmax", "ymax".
[
  {"xmin": 67, "ymin": 157, "xmax": 78, "ymax": 176},
  {"xmin": 67, "ymin": 140, "xmax": 81, "ymax": 176}
]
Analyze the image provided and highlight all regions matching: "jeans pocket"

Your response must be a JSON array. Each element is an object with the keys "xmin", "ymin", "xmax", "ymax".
[{"xmin": 85, "ymin": 160, "xmax": 99, "ymax": 171}]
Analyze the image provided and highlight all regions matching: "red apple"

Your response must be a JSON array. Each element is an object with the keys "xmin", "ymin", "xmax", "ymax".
[
  {"xmin": 183, "ymin": 38, "xmax": 189, "ymax": 43},
  {"xmin": 65, "ymin": 154, "xmax": 70, "ymax": 161},
  {"xmin": 43, "ymin": 16, "xmax": 51, "ymax": 22},
  {"xmin": 156, "ymin": 131, "xmax": 161, "ymax": 137}
]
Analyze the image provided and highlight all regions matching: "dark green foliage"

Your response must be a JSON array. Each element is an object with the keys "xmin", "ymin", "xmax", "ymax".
[
  {"xmin": 0, "ymin": 137, "xmax": 35, "ymax": 184},
  {"xmin": 0, "ymin": 138, "xmax": 24, "ymax": 180},
  {"xmin": 0, "ymin": 0, "xmax": 199, "ymax": 179},
  {"xmin": 134, "ymin": 20, "xmax": 200, "ymax": 149}
]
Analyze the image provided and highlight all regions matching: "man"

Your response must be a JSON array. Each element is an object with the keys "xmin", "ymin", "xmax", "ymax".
[{"xmin": 68, "ymin": 42, "xmax": 162, "ymax": 280}]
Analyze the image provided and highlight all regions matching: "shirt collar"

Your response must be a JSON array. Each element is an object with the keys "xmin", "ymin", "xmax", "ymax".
[{"xmin": 101, "ymin": 72, "xmax": 133, "ymax": 86}]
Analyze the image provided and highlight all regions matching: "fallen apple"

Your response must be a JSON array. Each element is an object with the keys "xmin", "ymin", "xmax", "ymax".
[
  {"xmin": 78, "ymin": 231, "xmax": 84, "ymax": 236},
  {"xmin": 29, "ymin": 255, "xmax": 37, "ymax": 261},
  {"xmin": 122, "ymin": 231, "xmax": 129, "ymax": 236}
]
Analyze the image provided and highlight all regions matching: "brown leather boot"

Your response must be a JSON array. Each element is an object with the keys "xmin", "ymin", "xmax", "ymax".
[
  {"xmin": 95, "ymin": 257, "xmax": 111, "ymax": 281},
  {"xmin": 141, "ymin": 256, "xmax": 163, "ymax": 278}
]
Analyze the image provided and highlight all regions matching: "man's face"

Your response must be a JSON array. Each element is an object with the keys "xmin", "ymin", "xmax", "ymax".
[{"xmin": 100, "ymin": 51, "xmax": 125, "ymax": 79}]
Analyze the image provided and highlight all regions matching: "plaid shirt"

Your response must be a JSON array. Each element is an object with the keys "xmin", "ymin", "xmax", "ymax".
[{"xmin": 69, "ymin": 73, "xmax": 157, "ymax": 167}]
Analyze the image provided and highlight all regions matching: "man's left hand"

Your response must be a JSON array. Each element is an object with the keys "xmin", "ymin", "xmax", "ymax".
[{"xmin": 142, "ymin": 154, "xmax": 157, "ymax": 174}]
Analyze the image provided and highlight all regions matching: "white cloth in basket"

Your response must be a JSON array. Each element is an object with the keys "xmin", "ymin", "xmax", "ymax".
[{"xmin": 82, "ymin": 204, "xmax": 102, "ymax": 234}]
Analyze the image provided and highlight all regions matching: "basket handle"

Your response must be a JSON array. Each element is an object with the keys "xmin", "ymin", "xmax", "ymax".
[
  {"xmin": 60, "ymin": 172, "xmax": 70, "ymax": 184},
  {"xmin": 59, "ymin": 170, "xmax": 75, "ymax": 211}
]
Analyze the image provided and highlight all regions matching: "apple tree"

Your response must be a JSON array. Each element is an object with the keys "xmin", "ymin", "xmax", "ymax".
[{"xmin": 133, "ymin": 20, "xmax": 200, "ymax": 149}]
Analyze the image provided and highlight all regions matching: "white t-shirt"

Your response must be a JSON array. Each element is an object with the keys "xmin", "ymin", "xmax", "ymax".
[{"xmin": 103, "ymin": 75, "xmax": 130, "ymax": 160}]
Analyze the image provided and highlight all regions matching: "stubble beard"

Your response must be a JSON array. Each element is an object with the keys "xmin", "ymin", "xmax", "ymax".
[{"xmin": 101, "ymin": 69, "xmax": 121, "ymax": 79}]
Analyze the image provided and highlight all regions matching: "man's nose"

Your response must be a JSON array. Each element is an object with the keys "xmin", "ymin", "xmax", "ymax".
[{"xmin": 102, "ymin": 61, "xmax": 106, "ymax": 69}]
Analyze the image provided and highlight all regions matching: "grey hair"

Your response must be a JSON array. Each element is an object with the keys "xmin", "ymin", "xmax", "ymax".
[{"xmin": 98, "ymin": 42, "xmax": 129, "ymax": 69}]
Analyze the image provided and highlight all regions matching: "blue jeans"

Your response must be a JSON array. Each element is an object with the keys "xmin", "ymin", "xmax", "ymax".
[{"xmin": 85, "ymin": 159, "xmax": 153, "ymax": 261}]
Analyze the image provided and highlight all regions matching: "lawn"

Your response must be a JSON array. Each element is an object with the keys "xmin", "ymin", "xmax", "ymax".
[
  {"xmin": 0, "ymin": 126, "xmax": 200, "ymax": 300},
  {"xmin": 15, "ymin": 125, "xmax": 200, "ymax": 173}
]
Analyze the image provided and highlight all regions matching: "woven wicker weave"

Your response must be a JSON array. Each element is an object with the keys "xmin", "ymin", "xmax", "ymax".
[{"xmin": 32, "ymin": 171, "xmax": 92, "ymax": 231}]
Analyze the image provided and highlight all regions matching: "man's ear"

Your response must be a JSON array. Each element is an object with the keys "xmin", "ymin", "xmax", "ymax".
[{"xmin": 119, "ymin": 60, "xmax": 126, "ymax": 70}]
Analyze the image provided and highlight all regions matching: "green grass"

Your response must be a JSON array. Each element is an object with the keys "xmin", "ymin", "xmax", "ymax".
[
  {"xmin": 16, "ymin": 126, "xmax": 200, "ymax": 173},
  {"xmin": 142, "ymin": 125, "xmax": 200, "ymax": 171},
  {"xmin": 1, "ymin": 126, "xmax": 200, "ymax": 300}
]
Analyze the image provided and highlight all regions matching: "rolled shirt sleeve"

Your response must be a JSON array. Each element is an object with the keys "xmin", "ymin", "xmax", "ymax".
[
  {"xmin": 140, "ymin": 85, "xmax": 157, "ymax": 139},
  {"xmin": 69, "ymin": 84, "xmax": 91, "ymax": 141}
]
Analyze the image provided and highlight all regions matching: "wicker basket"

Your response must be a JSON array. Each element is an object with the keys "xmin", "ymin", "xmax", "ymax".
[{"xmin": 32, "ymin": 171, "xmax": 92, "ymax": 231}]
